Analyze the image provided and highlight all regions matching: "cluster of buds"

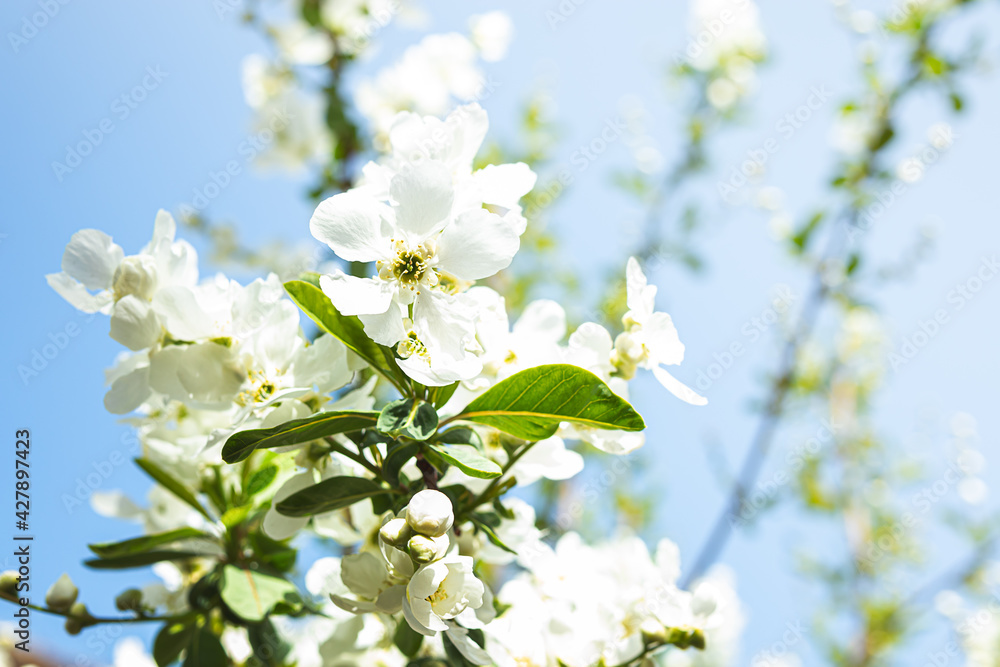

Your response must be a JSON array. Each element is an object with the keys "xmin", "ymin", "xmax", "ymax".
[
  {"xmin": 611, "ymin": 313, "xmax": 647, "ymax": 380},
  {"xmin": 379, "ymin": 489, "xmax": 455, "ymax": 564}
]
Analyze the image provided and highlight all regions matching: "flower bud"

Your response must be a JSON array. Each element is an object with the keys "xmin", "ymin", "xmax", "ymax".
[
  {"xmin": 0, "ymin": 571, "xmax": 19, "ymax": 600},
  {"xmin": 614, "ymin": 332, "xmax": 645, "ymax": 364},
  {"xmin": 66, "ymin": 602, "xmax": 95, "ymax": 633},
  {"xmin": 379, "ymin": 517, "xmax": 413, "ymax": 547},
  {"xmin": 408, "ymin": 534, "xmax": 449, "ymax": 563},
  {"xmin": 65, "ymin": 617, "xmax": 83, "ymax": 635},
  {"xmin": 406, "ymin": 490, "xmax": 454, "ymax": 537},
  {"xmin": 45, "ymin": 573, "xmax": 78, "ymax": 613},
  {"xmin": 112, "ymin": 255, "xmax": 158, "ymax": 302},
  {"xmin": 115, "ymin": 588, "xmax": 144, "ymax": 612}
]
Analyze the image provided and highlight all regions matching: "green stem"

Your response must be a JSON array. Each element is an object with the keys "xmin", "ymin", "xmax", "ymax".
[
  {"xmin": 325, "ymin": 437, "xmax": 380, "ymax": 476},
  {"xmin": 464, "ymin": 441, "xmax": 537, "ymax": 513},
  {"xmin": 5, "ymin": 599, "xmax": 198, "ymax": 626}
]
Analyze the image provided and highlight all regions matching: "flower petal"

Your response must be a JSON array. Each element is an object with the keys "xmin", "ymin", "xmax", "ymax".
[
  {"xmin": 435, "ymin": 208, "xmax": 520, "ymax": 281},
  {"xmin": 310, "ymin": 192, "xmax": 392, "ymax": 262},
  {"xmin": 626, "ymin": 256, "xmax": 657, "ymax": 319},
  {"xmin": 319, "ymin": 272, "xmax": 396, "ymax": 317},
  {"xmin": 652, "ymin": 365, "xmax": 708, "ymax": 406},
  {"xmin": 471, "ymin": 162, "xmax": 536, "ymax": 209},
  {"xmin": 46, "ymin": 272, "xmax": 113, "ymax": 313},
  {"xmin": 61, "ymin": 229, "xmax": 124, "ymax": 290},
  {"xmin": 109, "ymin": 296, "xmax": 162, "ymax": 351},
  {"xmin": 359, "ymin": 306, "xmax": 408, "ymax": 347},
  {"xmin": 391, "ymin": 162, "xmax": 455, "ymax": 239},
  {"xmin": 103, "ymin": 365, "xmax": 152, "ymax": 415}
]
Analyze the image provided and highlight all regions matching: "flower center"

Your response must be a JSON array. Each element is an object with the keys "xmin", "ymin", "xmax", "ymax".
[
  {"xmin": 426, "ymin": 582, "xmax": 449, "ymax": 605},
  {"xmin": 378, "ymin": 240, "xmax": 438, "ymax": 291},
  {"xmin": 397, "ymin": 330, "xmax": 430, "ymax": 362}
]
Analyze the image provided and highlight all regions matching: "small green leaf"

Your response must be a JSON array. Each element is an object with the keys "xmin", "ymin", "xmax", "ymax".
[
  {"xmin": 223, "ymin": 411, "xmax": 379, "ymax": 463},
  {"xmin": 429, "ymin": 382, "xmax": 459, "ymax": 409},
  {"xmin": 246, "ymin": 465, "xmax": 279, "ymax": 498},
  {"xmin": 384, "ymin": 442, "xmax": 419, "ymax": 488},
  {"xmin": 276, "ymin": 476, "xmax": 392, "ymax": 517},
  {"xmin": 220, "ymin": 565, "xmax": 301, "ymax": 623},
  {"xmin": 154, "ymin": 622, "xmax": 196, "ymax": 667},
  {"xmin": 394, "ymin": 620, "xmax": 425, "ymax": 657},
  {"xmin": 89, "ymin": 528, "xmax": 213, "ymax": 559},
  {"xmin": 493, "ymin": 499, "xmax": 515, "ymax": 520},
  {"xmin": 183, "ymin": 626, "xmax": 229, "ymax": 667},
  {"xmin": 135, "ymin": 458, "xmax": 213, "ymax": 521},
  {"xmin": 434, "ymin": 427, "xmax": 484, "ymax": 451},
  {"xmin": 470, "ymin": 515, "xmax": 517, "ymax": 555},
  {"xmin": 377, "ymin": 399, "xmax": 439, "ymax": 441},
  {"xmin": 284, "ymin": 280, "xmax": 409, "ymax": 389},
  {"xmin": 455, "ymin": 364, "xmax": 645, "ymax": 441},
  {"xmin": 427, "ymin": 444, "xmax": 501, "ymax": 479},
  {"xmin": 85, "ymin": 551, "xmax": 206, "ymax": 570},
  {"xmin": 220, "ymin": 506, "xmax": 252, "ymax": 528}
]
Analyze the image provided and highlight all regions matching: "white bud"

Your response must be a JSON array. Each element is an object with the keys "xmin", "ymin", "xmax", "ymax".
[
  {"xmin": 45, "ymin": 573, "xmax": 79, "ymax": 612},
  {"xmin": 405, "ymin": 490, "xmax": 454, "ymax": 537},
  {"xmin": 614, "ymin": 332, "xmax": 645, "ymax": 364},
  {"xmin": 112, "ymin": 255, "xmax": 158, "ymax": 302},
  {"xmin": 408, "ymin": 534, "xmax": 449, "ymax": 563},
  {"xmin": 379, "ymin": 517, "xmax": 413, "ymax": 547}
]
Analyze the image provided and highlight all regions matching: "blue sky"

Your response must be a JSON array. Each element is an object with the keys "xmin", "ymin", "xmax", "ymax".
[{"xmin": 2, "ymin": 0, "xmax": 999, "ymax": 663}]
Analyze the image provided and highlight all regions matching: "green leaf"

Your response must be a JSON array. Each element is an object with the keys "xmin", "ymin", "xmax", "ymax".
[
  {"xmin": 223, "ymin": 410, "xmax": 379, "ymax": 463},
  {"xmin": 429, "ymin": 382, "xmax": 459, "ymax": 409},
  {"xmin": 154, "ymin": 622, "xmax": 196, "ymax": 667},
  {"xmin": 85, "ymin": 551, "xmax": 206, "ymax": 570},
  {"xmin": 394, "ymin": 620, "xmax": 425, "ymax": 658},
  {"xmin": 89, "ymin": 528, "xmax": 213, "ymax": 559},
  {"xmin": 384, "ymin": 442, "xmax": 419, "ymax": 488},
  {"xmin": 434, "ymin": 427, "xmax": 484, "ymax": 451},
  {"xmin": 220, "ymin": 506, "xmax": 252, "ymax": 529},
  {"xmin": 246, "ymin": 619, "xmax": 292, "ymax": 667},
  {"xmin": 470, "ymin": 515, "xmax": 517, "ymax": 555},
  {"xmin": 377, "ymin": 399, "xmax": 439, "ymax": 441},
  {"xmin": 275, "ymin": 476, "xmax": 392, "ymax": 517},
  {"xmin": 220, "ymin": 565, "xmax": 301, "ymax": 623},
  {"xmin": 427, "ymin": 444, "xmax": 501, "ymax": 479},
  {"xmin": 246, "ymin": 465, "xmax": 279, "ymax": 498},
  {"xmin": 182, "ymin": 626, "xmax": 229, "ymax": 667},
  {"xmin": 455, "ymin": 364, "xmax": 645, "ymax": 441},
  {"xmin": 135, "ymin": 458, "xmax": 213, "ymax": 521},
  {"xmin": 284, "ymin": 280, "xmax": 408, "ymax": 389}
]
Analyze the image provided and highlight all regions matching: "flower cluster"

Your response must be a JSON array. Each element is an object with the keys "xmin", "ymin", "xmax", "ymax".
[
  {"xmin": 27, "ymin": 101, "xmax": 732, "ymax": 667},
  {"xmin": 685, "ymin": 0, "xmax": 767, "ymax": 110}
]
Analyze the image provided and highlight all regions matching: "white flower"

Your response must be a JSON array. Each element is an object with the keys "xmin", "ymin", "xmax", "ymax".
[
  {"xmin": 361, "ymin": 104, "xmax": 536, "ymax": 230},
  {"xmin": 405, "ymin": 489, "xmax": 454, "ymax": 537},
  {"xmin": 469, "ymin": 11, "xmax": 513, "ymax": 62},
  {"xmin": 402, "ymin": 554, "xmax": 485, "ymax": 636},
  {"xmin": 271, "ymin": 20, "xmax": 333, "ymax": 65},
  {"xmin": 47, "ymin": 210, "xmax": 197, "ymax": 351},
  {"xmin": 616, "ymin": 257, "xmax": 707, "ymax": 406},
  {"xmin": 331, "ymin": 551, "xmax": 407, "ymax": 616},
  {"xmin": 311, "ymin": 162, "xmax": 520, "ymax": 384},
  {"xmin": 241, "ymin": 55, "xmax": 332, "ymax": 172},
  {"xmin": 356, "ymin": 33, "xmax": 489, "ymax": 141}
]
